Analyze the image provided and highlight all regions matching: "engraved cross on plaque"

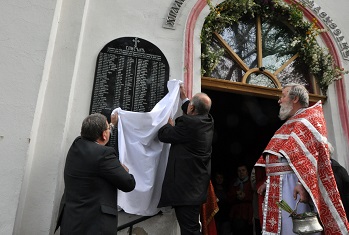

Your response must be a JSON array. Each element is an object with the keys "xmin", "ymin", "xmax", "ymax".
[{"xmin": 133, "ymin": 37, "xmax": 140, "ymax": 48}]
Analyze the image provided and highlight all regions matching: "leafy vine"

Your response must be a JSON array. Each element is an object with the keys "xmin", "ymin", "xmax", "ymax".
[{"xmin": 201, "ymin": 0, "xmax": 347, "ymax": 93}]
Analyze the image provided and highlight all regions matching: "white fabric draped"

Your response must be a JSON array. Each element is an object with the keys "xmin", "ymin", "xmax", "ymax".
[{"xmin": 112, "ymin": 80, "xmax": 182, "ymax": 216}]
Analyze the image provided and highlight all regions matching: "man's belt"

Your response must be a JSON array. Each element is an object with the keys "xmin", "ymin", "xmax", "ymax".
[{"xmin": 266, "ymin": 162, "xmax": 293, "ymax": 176}]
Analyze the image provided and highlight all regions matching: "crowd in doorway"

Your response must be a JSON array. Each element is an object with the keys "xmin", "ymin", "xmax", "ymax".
[{"xmin": 212, "ymin": 164, "xmax": 258, "ymax": 235}]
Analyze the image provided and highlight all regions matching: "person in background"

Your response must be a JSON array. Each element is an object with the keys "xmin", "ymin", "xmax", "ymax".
[
  {"xmin": 253, "ymin": 165, "xmax": 267, "ymax": 233},
  {"xmin": 250, "ymin": 168, "xmax": 262, "ymax": 235},
  {"xmin": 227, "ymin": 164, "xmax": 253, "ymax": 235},
  {"xmin": 255, "ymin": 83, "xmax": 349, "ymax": 234},
  {"xmin": 212, "ymin": 172, "xmax": 231, "ymax": 235},
  {"xmin": 157, "ymin": 85, "xmax": 214, "ymax": 235},
  {"xmin": 55, "ymin": 113, "xmax": 136, "ymax": 234},
  {"xmin": 328, "ymin": 143, "xmax": 349, "ymax": 217}
]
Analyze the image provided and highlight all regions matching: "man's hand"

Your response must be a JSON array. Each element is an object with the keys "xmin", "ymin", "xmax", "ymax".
[
  {"xmin": 180, "ymin": 84, "xmax": 187, "ymax": 100},
  {"xmin": 168, "ymin": 118, "xmax": 174, "ymax": 126},
  {"xmin": 257, "ymin": 183, "xmax": 266, "ymax": 195},
  {"xmin": 293, "ymin": 183, "xmax": 309, "ymax": 203},
  {"xmin": 111, "ymin": 113, "xmax": 118, "ymax": 126},
  {"xmin": 122, "ymin": 164, "xmax": 129, "ymax": 172}
]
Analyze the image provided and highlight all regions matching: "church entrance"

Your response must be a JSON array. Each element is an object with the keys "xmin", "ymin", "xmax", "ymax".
[
  {"xmin": 202, "ymin": 88, "xmax": 284, "ymax": 234},
  {"xmin": 202, "ymin": 88, "xmax": 283, "ymax": 182}
]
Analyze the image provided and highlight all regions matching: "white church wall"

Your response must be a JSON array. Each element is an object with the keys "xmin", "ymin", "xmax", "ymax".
[
  {"xmin": 0, "ymin": 0, "xmax": 57, "ymax": 234},
  {"xmin": 309, "ymin": 0, "xmax": 349, "ymax": 168},
  {"xmin": 13, "ymin": 0, "xmax": 93, "ymax": 234}
]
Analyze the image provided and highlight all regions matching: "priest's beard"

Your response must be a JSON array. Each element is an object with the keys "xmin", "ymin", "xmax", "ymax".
[{"xmin": 279, "ymin": 101, "xmax": 293, "ymax": 120}]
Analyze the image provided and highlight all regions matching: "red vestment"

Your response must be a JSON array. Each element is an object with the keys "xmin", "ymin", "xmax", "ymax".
[{"xmin": 256, "ymin": 101, "xmax": 349, "ymax": 234}]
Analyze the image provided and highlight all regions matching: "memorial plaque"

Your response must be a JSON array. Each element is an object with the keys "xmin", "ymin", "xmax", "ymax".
[{"xmin": 89, "ymin": 37, "xmax": 170, "ymax": 149}]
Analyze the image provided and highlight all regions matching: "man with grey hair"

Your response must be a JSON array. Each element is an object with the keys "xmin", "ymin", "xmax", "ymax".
[
  {"xmin": 55, "ymin": 113, "xmax": 136, "ymax": 234},
  {"xmin": 278, "ymin": 83, "xmax": 309, "ymax": 121},
  {"xmin": 157, "ymin": 86, "xmax": 214, "ymax": 235},
  {"xmin": 255, "ymin": 83, "xmax": 349, "ymax": 234}
]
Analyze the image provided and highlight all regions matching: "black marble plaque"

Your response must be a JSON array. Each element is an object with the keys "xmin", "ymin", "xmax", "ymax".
[{"xmin": 90, "ymin": 37, "xmax": 169, "ymax": 148}]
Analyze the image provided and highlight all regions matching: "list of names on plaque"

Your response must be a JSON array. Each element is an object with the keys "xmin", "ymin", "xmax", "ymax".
[{"xmin": 89, "ymin": 37, "xmax": 170, "ymax": 148}]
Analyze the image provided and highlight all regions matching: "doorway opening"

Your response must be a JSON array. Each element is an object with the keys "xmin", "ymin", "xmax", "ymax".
[{"xmin": 202, "ymin": 88, "xmax": 284, "ymax": 181}]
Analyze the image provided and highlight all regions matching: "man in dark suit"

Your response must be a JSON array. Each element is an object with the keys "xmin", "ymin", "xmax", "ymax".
[
  {"xmin": 55, "ymin": 113, "xmax": 136, "ymax": 235},
  {"xmin": 157, "ymin": 86, "xmax": 214, "ymax": 235}
]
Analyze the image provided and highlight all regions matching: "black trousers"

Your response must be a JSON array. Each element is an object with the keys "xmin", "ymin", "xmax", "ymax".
[{"xmin": 174, "ymin": 205, "xmax": 201, "ymax": 235}]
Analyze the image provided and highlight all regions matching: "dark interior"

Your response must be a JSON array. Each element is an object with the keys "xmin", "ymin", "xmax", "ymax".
[{"xmin": 202, "ymin": 88, "xmax": 284, "ymax": 181}]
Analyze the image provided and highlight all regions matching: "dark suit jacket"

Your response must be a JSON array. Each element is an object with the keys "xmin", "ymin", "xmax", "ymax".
[
  {"xmin": 157, "ymin": 101, "xmax": 214, "ymax": 207},
  {"xmin": 55, "ymin": 137, "xmax": 136, "ymax": 235}
]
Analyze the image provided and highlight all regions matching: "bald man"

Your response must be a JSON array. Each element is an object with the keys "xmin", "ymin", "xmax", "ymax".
[{"xmin": 157, "ymin": 86, "xmax": 214, "ymax": 235}]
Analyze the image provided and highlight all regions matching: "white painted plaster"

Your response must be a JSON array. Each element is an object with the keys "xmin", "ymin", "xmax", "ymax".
[
  {"xmin": 0, "ymin": 0, "xmax": 56, "ymax": 234},
  {"xmin": 314, "ymin": 0, "xmax": 349, "ymax": 168}
]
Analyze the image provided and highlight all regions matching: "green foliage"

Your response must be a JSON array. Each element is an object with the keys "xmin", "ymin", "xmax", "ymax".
[{"xmin": 201, "ymin": 0, "xmax": 347, "ymax": 94}]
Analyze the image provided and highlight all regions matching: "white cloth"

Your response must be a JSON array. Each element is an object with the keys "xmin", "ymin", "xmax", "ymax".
[{"xmin": 112, "ymin": 79, "xmax": 182, "ymax": 216}]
